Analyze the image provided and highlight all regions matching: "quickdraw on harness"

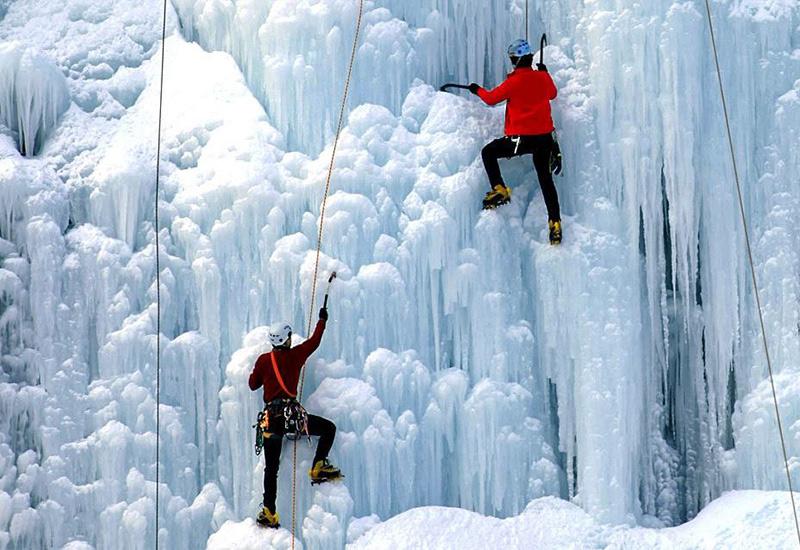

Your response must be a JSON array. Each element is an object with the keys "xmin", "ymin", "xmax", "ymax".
[{"xmin": 254, "ymin": 409, "xmax": 268, "ymax": 455}]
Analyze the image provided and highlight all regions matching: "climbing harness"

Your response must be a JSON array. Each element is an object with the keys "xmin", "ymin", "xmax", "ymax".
[
  {"xmin": 703, "ymin": 1, "xmax": 800, "ymax": 543},
  {"xmin": 254, "ymin": 398, "xmax": 311, "ymax": 456},
  {"xmin": 250, "ymin": 352, "xmax": 313, "ymax": 451},
  {"xmin": 288, "ymin": 2, "xmax": 364, "ymax": 547}
]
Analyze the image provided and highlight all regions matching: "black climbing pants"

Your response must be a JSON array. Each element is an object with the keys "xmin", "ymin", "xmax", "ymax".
[
  {"xmin": 481, "ymin": 133, "xmax": 561, "ymax": 221},
  {"xmin": 262, "ymin": 414, "xmax": 336, "ymax": 513}
]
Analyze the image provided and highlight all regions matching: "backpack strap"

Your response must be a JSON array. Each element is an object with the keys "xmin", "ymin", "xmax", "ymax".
[{"xmin": 269, "ymin": 352, "xmax": 296, "ymax": 398}]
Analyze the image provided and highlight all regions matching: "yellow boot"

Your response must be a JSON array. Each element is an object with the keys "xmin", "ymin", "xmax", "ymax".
[
  {"xmin": 549, "ymin": 219, "xmax": 562, "ymax": 245},
  {"xmin": 309, "ymin": 458, "xmax": 342, "ymax": 484},
  {"xmin": 256, "ymin": 506, "xmax": 280, "ymax": 529},
  {"xmin": 482, "ymin": 184, "xmax": 511, "ymax": 209}
]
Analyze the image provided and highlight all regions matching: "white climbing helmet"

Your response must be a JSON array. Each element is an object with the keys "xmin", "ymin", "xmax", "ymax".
[
  {"xmin": 507, "ymin": 38, "xmax": 532, "ymax": 58},
  {"xmin": 268, "ymin": 321, "xmax": 292, "ymax": 347}
]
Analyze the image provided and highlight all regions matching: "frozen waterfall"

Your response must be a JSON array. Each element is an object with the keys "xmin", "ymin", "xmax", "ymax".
[{"xmin": 1, "ymin": 0, "xmax": 799, "ymax": 548}]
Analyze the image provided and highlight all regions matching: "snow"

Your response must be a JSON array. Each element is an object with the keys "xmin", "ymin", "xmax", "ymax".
[
  {"xmin": 0, "ymin": 0, "xmax": 799, "ymax": 548},
  {"xmin": 349, "ymin": 491, "xmax": 800, "ymax": 549},
  {"xmin": 207, "ymin": 518, "xmax": 302, "ymax": 550}
]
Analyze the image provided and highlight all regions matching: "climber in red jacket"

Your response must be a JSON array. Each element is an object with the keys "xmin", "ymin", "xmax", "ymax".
[
  {"xmin": 249, "ymin": 307, "xmax": 341, "ymax": 529},
  {"xmin": 469, "ymin": 38, "xmax": 563, "ymax": 244}
]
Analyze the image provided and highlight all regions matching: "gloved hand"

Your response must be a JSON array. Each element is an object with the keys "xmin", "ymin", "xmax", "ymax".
[
  {"xmin": 536, "ymin": 63, "xmax": 548, "ymax": 72},
  {"xmin": 319, "ymin": 307, "xmax": 329, "ymax": 321},
  {"xmin": 468, "ymin": 83, "xmax": 480, "ymax": 95},
  {"xmin": 550, "ymin": 135, "xmax": 562, "ymax": 176},
  {"xmin": 551, "ymin": 152, "xmax": 562, "ymax": 175}
]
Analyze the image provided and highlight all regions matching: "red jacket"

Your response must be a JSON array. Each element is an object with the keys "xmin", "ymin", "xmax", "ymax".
[
  {"xmin": 477, "ymin": 67, "xmax": 557, "ymax": 136},
  {"xmin": 249, "ymin": 320, "xmax": 326, "ymax": 402}
]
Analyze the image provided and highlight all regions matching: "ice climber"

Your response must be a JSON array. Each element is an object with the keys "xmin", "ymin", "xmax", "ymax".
[
  {"xmin": 468, "ymin": 38, "xmax": 563, "ymax": 245},
  {"xmin": 248, "ymin": 307, "xmax": 342, "ymax": 529}
]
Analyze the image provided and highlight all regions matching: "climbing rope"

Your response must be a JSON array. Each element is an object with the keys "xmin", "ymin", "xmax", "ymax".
[
  {"xmin": 289, "ymin": 1, "xmax": 365, "ymax": 547},
  {"xmin": 153, "ymin": 0, "xmax": 168, "ymax": 548},
  {"xmin": 703, "ymin": 1, "xmax": 800, "ymax": 543},
  {"xmin": 524, "ymin": 0, "xmax": 529, "ymax": 41}
]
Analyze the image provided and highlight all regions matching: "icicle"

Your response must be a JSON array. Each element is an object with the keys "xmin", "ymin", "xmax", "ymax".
[{"xmin": 0, "ymin": 43, "xmax": 69, "ymax": 157}]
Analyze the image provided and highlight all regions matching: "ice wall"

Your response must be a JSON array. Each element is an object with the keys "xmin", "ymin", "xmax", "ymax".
[
  {"xmin": 1, "ymin": 0, "xmax": 799, "ymax": 548},
  {"xmin": 170, "ymin": 0, "xmax": 538, "ymax": 153}
]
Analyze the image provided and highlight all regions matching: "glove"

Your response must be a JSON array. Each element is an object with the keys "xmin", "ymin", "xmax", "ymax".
[
  {"xmin": 550, "ymin": 135, "xmax": 562, "ymax": 175},
  {"xmin": 319, "ymin": 307, "xmax": 329, "ymax": 321},
  {"xmin": 536, "ymin": 63, "xmax": 548, "ymax": 72},
  {"xmin": 467, "ymin": 83, "xmax": 480, "ymax": 95},
  {"xmin": 551, "ymin": 152, "xmax": 562, "ymax": 175}
]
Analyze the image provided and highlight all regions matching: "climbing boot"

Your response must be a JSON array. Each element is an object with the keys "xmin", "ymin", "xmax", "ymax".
[
  {"xmin": 482, "ymin": 184, "xmax": 511, "ymax": 210},
  {"xmin": 256, "ymin": 506, "xmax": 280, "ymax": 529},
  {"xmin": 549, "ymin": 219, "xmax": 562, "ymax": 245},
  {"xmin": 309, "ymin": 458, "xmax": 343, "ymax": 484}
]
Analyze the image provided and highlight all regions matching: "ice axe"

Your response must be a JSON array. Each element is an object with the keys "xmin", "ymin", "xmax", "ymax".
[
  {"xmin": 539, "ymin": 33, "xmax": 547, "ymax": 66},
  {"xmin": 322, "ymin": 271, "xmax": 337, "ymax": 308},
  {"xmin": 438, "ymin": 83, "xmax": 472, "ymax": 93}
]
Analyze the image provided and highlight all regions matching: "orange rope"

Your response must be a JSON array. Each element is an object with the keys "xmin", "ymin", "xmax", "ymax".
[
  {"xmin": 290, "ymin": 2, "xmax": 365, "ymax": 547},
  {"xmin": 525, "ymin": 0, "xmax": 529, "ymax": 41}
]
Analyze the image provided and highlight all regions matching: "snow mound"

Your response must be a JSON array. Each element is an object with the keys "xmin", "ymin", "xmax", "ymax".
[
  {"xmin": 348, "ymin": 491, "xmax": 800, "ymax": 550},
  {"xmin": 207, "ymin": 518, "xmax": 302, "ymax": 550},
  {"xmin": 206, "ymin": 483, "xmax": 353, "ymax": 550}
]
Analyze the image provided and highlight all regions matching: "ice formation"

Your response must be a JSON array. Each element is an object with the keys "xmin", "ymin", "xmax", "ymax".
[
  {"xmin": 0, "ymin": 42, "xmax": 69, "ymax": 156},
  {"xmin": 0, "ymin": 0, "xmax": 799, "ymax": 549}
]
